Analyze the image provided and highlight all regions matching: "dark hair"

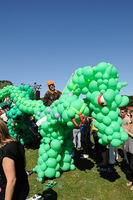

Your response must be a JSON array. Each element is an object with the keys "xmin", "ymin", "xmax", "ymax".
[{"xmin": 121, "ymin": 107, "xmax": 128, "ymax": 113}]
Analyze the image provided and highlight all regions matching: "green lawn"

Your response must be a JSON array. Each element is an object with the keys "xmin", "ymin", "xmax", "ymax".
[{"xmin": 25, "ymin": 137, "xmax": 133, "ymax": 200}]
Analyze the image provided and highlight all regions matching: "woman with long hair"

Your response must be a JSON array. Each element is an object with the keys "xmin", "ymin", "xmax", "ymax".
[{"xmin": 0, "ymin": 120, "xmax": 29, "ymax": 200}]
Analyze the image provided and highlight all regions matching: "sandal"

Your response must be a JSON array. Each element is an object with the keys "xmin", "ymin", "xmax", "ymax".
[{"xmin": 126, "ymin": 182, "xmax": 132, "ymax": 186}]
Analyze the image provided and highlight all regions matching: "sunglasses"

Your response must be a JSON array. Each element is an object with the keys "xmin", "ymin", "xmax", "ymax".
[
  {"xmin": 130, "ymin": 114, "xmax": 133, "ymax": 118},
  {"xmin": 121, "ymin": 111, "xmax": 125, "ymax": 113}
]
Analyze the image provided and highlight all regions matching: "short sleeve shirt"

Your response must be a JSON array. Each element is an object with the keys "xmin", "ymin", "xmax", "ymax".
[{"xmin": 0, "ymin": 141, "xmax": 29, "ymax": 200}]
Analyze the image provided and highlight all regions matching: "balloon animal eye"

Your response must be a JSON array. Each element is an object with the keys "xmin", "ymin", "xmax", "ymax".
[{"xmin": 98, "ymin": 94, "xmax": 107, "ymax": 107}]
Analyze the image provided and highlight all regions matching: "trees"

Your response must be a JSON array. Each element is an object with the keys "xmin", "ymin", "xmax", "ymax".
[
  {"xmin": 127, "ymin": 96, "xmax": 133, "ymax": 107},
  {"xmin": 0, "ymin": 80, "xmax": 13, "ymax": 89}
]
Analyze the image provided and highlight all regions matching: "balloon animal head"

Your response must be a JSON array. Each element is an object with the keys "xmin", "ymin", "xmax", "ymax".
[{"xmin": 62, "ymin": 62, "xmax": 129, "ymax": 147}]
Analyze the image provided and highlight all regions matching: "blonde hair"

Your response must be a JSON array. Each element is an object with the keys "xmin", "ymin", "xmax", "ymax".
[{"xmin": 0, "ymin": 120, "xmax": 15, "ymax": 148}]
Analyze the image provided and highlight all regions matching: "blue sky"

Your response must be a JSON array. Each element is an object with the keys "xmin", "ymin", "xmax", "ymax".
[{"xmin": 0, "ymin": 0, "xmax": 133, "ymax": 97}]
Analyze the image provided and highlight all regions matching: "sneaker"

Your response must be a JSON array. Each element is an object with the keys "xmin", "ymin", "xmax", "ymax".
[
  {"xmin": 26, "ymin": 170, "xmax": 33, "ymax": 176},
  {"xmin": 26, "ymin": 194, "xmax": 42, "ymax": 200},
  {"xmin": 97, "ymin": 167, "xmax": 112, "ymax": 172},
  {"xmin": 80, "ymin": 154, "xmax": 88, "ymax": 159}
]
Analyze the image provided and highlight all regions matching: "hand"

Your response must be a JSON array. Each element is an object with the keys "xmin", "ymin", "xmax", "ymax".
[{"xmin": 124, "ymin": 128, "xmax": 128, "ymax": 133}]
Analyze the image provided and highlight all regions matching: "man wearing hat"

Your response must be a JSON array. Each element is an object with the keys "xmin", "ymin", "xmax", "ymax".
[{"xmin": 43, "ymin": 80, "xmax": 62, "ymax": 106}]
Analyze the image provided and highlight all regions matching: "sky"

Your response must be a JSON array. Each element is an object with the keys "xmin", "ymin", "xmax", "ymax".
[{"xmin": 0, "ymin": 0, "xmax": 133, "ymax": 98}]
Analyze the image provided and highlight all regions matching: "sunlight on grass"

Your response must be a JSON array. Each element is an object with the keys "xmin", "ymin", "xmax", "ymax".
[{"xmin": 25, "ymin": 138, "xmax": 133, "ymax": 200}]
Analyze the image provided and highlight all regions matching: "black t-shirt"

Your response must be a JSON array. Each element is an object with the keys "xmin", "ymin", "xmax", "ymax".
[{"xmin": 0, "ymin": 141, "xmax": 29, "ymax": 200}]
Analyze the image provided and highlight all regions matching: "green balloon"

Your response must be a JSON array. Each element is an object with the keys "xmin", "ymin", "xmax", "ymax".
[
  {"xmin": 110, "ymin": 122, "xmax": 120, "ymax": 132},
  {"xmin": 42, "ymin": 153, "xmax": 48, "ymax": 161},
  {"xmin": 70, "ymin": 164, "xmax": 76, "ymax": 170},
  {"xmin": 96, "ymin": 113, "xmax": 104, "ymax": 122},
  {"xmin": 73, "ymin": 88, "xmax": 81, "ymax": 96},
  {"xmin": 61, "ymin": 162, "xmax": 70, "ymax": 171},
  {"xmin": 45, "ymin": 167, "xmax": 56, "ymax": 178},
  {"xmin": 51, "ymin": 132, "xmax": 58, "ymax": 139},
  {"xmin": 38, "ymin": 171, "xmax": 45, "ymax": 178},
  {"xmin": 112, "ymin": 132, "xmax": 121, "ymax": 140},
  {"xmin": 40, "ymin": 129, "xmax": 46, "ymax": 137},
  {"xmin": 103, "ymin": 90, "xmax": 114, "ymax": 104},
  {"xmin": 82, "ymin": 66, "xmax": 93, "ymax": 79},
  {"xmin": 108, "ymin": 111, "xmax": 118, "ymax": 121},
  {"xmin": 105, "ymin": 127, "xmax": 113, "ymax": 136},
  {"xmin": 27, "ymin": 106, "xmax": 33, "ymax": 114},
  {"xmin": 107, "ymin": 135, "xmax": 112, "ymax": 142},
  {"xmin": 47, "ymin": 149, "xmax": 58, "ymax": 158},
  {"xmin": 55, "ymin": 171, "xmax": 61, "ymax": 178},
  {"xmin": 81, "ymin": 87, "xmax": 89, "ymax": 94},
  {"xmin": 56, "ymin": 154, "xmax": 62, "ymax": 162},
  {"xmin": 72, "ymin": 74, "xmax": 78, "ymax": 84},
  {"xmin": 57, "ymin": 104, "xmax": 64, "ymax": 114},
  {"xmin": 121, "ymin": 132, "xmax": 129, "ymax": 141},
  {"xmin": 102, "ymin": 134, "xmax": 108, "ymax": 144},
  {"xmin": 63, "ymin": 154, "xmax": 72, "ymax": 163},
  {"xmin": 67, "ymin": 109, "xmax": 75, "ymax": 118},
  {"xmin": 42, "ymin": 121, "xmax": 49, "ymax": 130},
  {"xmin": 51, "ymin": 139, "xmax": 61, "ymax": 150},
  {"xmin": 38, "ymin": 156, "xmax": 44, "ymax": 165},
  {"xmin": 44, "ymin": 144, "xmax": 50, "ymax": 151},
  {"xmin": 39, "ymin": 146, "xmax": 45, "ymax": 156},
  {"xmin": 117, "ymin": 117, "xmax": 123, "ymax": 125},
  {"xmin": 63, "ymin": 101, "xmax": 70, "ymax": 108},
  {"xmin": 101, "ymin": 107, "xmax": 109, "ymax": 115},
  {"xmin": 62, "ymin": 110, "xmax": 70, "ymax": 122},
  {"xmin": 40, "ymin": 163, "xmax": 47, "ymax": 171},
  {"xmin": 89, "ymin": 80, "xmax": 98, "ymax": 92},
  {"xmin": 75, "ymin": 68, "xmax": 82, "ymax": 76},
  {"xmin": 98, "ymin": 123, "xmax": 107, "ymax": 133},
  {"xmin": 108, "ymin": 78, "xmax": 117, "ymax": 90},
  {"xmin": 46, "ymin": 158, "xmax": 57, "ymax": 168},
  {"xmin": 111, "ymin": 139, "xmax": 122, "ymax": 147},
  {"xmin": 115, "ymin": 94, "xmax": 122, "ymax": 105},
  {"xmin": 103, "ymin": 116, "xmax": 111, "ymax": 126},
  {"xmin": 67, "ymin": 121, "xmax": 74, "ymax": 127},
  {"xmin": 45, "ymin": 137, "xmax": 51, "ymax": 144},
  {"xmin": 67, "ymin": 82, "xmax": 74, "ymax": 90},
  {"xmin": 78, "ymin": 75, "xmax": 88, "ymax": 88}
]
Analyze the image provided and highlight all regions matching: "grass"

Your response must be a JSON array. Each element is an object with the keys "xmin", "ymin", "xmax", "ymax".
[{"xmin": 25, "ymin": 137, "xmax": 133, "ymax": 200}]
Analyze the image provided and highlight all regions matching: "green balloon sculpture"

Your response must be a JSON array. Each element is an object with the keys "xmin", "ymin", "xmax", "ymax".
[{"xmin": 0, "ymin": 62, "xmax": 129, "ymax": 182}]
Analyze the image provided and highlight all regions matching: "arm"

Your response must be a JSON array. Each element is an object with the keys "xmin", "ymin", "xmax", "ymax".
[
  {"xmin": 2, "ymin": 157, "xmax": 16, "ymax": 200},
  {"xmin": 43, "ymin": 92, "xmax": 49, "ymax": 106},
  {"xmin": 58, "ymin": 91, "xmax": 62, "ymax": 98},
  {"xmin": 125, "ymin": 128, "xmax": 133, "ymax": 138}
]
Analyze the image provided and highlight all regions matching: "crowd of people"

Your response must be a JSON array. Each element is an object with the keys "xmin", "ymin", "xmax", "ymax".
[
  {"xmin": 0, "ymin": 81, "xmax": 133, "ymax": 199},
  {"xmin": 73, "ymin": 106, "xmax": 133, "ymax": 191}
]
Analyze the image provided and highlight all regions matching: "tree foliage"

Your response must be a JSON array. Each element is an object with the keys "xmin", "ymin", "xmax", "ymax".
[
  {"xmin": 127, "ymin": 96, "xmax": 133, "ymax": 107},
  {"xmin": 0, "ymin": 80, "xmax": 13, "ymax": 89}
]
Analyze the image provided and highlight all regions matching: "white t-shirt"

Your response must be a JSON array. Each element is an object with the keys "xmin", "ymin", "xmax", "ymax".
[{"xmin": 1, "ymin": 113, "xmax": 8, "ymax": 122}]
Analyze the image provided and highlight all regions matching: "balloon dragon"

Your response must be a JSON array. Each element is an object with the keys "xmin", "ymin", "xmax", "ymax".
[{"xmin": 0, "ymin": 62, "xmax": 129, "ymax": 182}]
